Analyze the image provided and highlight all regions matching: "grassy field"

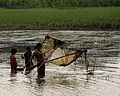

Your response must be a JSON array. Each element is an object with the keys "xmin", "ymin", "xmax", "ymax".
[
  {"xmin": 0, "ymin": 0, "xmax": 120, "ymax": 8},
  {"xmin": 0, "ymin": 7, "xmax": 120, "ymax": 30}
]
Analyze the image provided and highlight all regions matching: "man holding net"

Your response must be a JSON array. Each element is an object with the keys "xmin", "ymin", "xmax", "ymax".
[{"xmin": 30, "ymin": 43, "xmax": 45, "ymax": 78}]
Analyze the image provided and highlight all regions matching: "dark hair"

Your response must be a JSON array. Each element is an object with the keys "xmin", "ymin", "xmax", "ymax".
[
  {"xmin": 26, "ymin": 46, "xmax": 31, "ymax": 50},
  {"xmin": 36, "ymin": 43, "xmax": 42, "ymax": 48},
  {"xmin": 11, "ymin": 48, "xmax": 17, "ymax": 54}
]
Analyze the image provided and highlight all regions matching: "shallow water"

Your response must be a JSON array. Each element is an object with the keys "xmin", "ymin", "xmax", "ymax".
[{"xmin": 0, "ymin": 30, "xmax": 120, "ymax": 96}]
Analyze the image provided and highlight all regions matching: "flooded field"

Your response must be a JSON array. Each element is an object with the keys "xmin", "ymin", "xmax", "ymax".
[{"xmin": 0, "ymin": 30, "xmax": 120, "ymax": 96}]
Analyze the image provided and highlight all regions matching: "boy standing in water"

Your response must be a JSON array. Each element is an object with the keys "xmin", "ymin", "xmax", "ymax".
[
  {"xmin": 10, "ymin": 48, "xmax": 18, "ymax": 74},
  {"xmin": 21, "ymin": 46, "xmax": 33, "ymax": 72},
  {"xmin": 30, "ymin": 43, "xmax": 45, "ymax": 78}
]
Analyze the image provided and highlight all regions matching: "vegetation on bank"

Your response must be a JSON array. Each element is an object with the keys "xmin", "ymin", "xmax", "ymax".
[
  {"xmin": 0, "ymin": 0, "xmax": 120, "ymax": 8},
  {"xmin": 0, "ymin": 7, "xmax": 120, "ymax": 30}
]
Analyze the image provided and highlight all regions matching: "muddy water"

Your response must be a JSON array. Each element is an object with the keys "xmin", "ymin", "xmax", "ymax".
[{"xmin": 0, "ymin": 30, "xmax": 120, "ymax": 96}]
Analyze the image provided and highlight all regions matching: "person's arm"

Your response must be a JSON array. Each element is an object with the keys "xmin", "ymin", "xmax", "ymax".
[{"xmin": 29, "ymin": 53, "xmax": 35, "ymax": 67}]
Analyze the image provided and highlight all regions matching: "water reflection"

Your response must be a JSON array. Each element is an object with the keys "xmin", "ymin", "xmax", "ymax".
[
  {"xmin": 9, "ymin": 78, "xmax": 17, "ymax": 84},
  {"xmin": 0, "ymin": 30, "xmax": 120, "ymax": 96},
  {"xmin": 36, "ymin": 78, "xmax": 45, "ymax": 86}
]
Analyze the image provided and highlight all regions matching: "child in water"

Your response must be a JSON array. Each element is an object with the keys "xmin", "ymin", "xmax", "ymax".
[
  {"xmin": 21, "ymin": 46, "xmax": 33, "ymax": 72},
  {"xmin": 10, "ymin": 48, "xmax": 18, "ymax": 74}
]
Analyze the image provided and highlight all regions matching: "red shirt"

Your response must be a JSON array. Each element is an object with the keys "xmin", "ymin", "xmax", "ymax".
[{"xmin": 10, "ymin": 55, "xmax": 17, "ymax": 70}]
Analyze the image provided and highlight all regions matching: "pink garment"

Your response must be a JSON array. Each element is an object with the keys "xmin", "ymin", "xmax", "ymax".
[{"xmin": 10, "ymin": 55, "xmax": 17, "ymax": 72}]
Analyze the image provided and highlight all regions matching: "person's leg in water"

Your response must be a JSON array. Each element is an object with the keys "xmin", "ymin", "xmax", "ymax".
[
  {"xmin": 25, "ymin": 65, "xmax": 33, "ymax": 75},
  {"xmin": 37, "ymin": 63, "xmax": 45, "ymax": 78}
]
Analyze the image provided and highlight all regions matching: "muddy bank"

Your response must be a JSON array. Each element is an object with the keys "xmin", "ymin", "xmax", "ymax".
[{"xmin": 0, "ymin": 25, "xmax": 119, "ymax": 31}]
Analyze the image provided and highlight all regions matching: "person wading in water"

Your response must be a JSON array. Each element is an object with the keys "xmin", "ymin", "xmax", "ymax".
[
  {"xmin": 10, "ymin": 48, "xmax": 18, "ymax": 74},
  {"xmin": 21, "ymin": 46, "xmax": 33, "ymax": 74},
  {"xmin": 30, "ymin": 43, "xmax": 45, "ymax": 78}
]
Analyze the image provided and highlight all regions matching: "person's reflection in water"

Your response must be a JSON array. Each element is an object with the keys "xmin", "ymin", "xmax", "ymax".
[
  {"xmin": 10, "ymin": 73, "xmax": 16, "ymax": 77},
  {"xmin": 9, "ymin": 74, "xmax": 17, "ymax": 84},
  {"xmin": 36, "ymin": 78, "xmax": 45, "ymax": 87}
]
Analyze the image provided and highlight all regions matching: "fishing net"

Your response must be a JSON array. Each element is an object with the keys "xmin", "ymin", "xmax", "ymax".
[
  {"xmin": 41, "ymin": 35, "xmax": 64, "ymax": 58},
  {"xmin": 47, "ymin": 47, "xmax": 84, "ymax": 66},
  {"xmin": 41, "ymin": 36, "xmax": 85, "ymax": 66}
]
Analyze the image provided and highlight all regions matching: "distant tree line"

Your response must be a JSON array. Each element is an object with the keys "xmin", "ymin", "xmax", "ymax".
[{"xmin": 0, "ymin": 0, "xmax": 120, "ymax": 8}]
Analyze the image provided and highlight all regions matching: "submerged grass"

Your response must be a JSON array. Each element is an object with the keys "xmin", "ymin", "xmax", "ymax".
[{"xmin": 0, "ymin": 7, "xmax": 120, "ymax": 30}]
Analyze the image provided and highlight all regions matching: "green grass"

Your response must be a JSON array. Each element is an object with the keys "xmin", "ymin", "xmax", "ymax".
[
  {"xmin": 0, "ymin": 7, "xmax": 120, "ymax": 30},
  {"xmin": 0, "ymin": 0, "xmax": 120, "ymax": 8}
]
